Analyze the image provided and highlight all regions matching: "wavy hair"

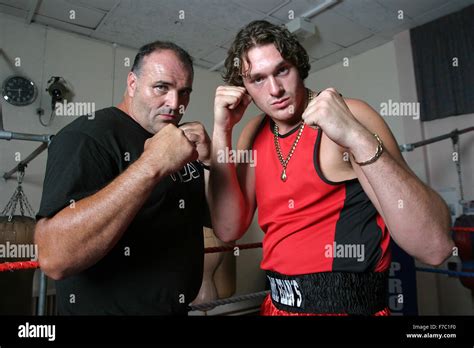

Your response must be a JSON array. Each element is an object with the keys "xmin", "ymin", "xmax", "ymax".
[{"xmin": 223, "ymin": 20, "xmax": 310, "ymax": 86}]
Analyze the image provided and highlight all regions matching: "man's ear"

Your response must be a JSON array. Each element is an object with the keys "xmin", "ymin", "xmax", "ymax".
[{"xmin": 127, "ymin": 71, "xmax": 138, "ymax": 98}]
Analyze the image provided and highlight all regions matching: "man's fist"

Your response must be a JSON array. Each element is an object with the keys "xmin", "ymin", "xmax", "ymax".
[
  {"xmin": 302, "ymin": 88, "xmax": 363, "ymax": 149},
  {"xmin": 179, "ymin": 122, "xmax": 211, "ymax": 165},
  {"xmin": 142, "ymin": 124, "xmax": 198, "ymax": 176},
  {"xmin": 214, "ymin": 86, "xmax": 252, "ymax": 131}
]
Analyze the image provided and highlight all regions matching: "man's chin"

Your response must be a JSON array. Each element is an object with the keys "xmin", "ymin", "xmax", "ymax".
[{"xmin": 267, "ymin": 108, "xmax": 297, "ymax": 121}]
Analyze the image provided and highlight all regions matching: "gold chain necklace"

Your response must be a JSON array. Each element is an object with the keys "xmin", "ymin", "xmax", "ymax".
[{"xmin": 273, "ymin": 88, "xmax": 315, "ymax": 182}]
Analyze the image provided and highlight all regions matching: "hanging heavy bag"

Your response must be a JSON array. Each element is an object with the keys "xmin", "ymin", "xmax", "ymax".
[{"xmin": 0, "ymin": 168, "xmax": 37, "ymax": 315}]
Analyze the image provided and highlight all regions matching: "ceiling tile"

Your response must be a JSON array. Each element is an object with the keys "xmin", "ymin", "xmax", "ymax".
[
  {"xmin": 310, "ymin": 10, "xmax": 373, "ymax": 47},
  {"xmin": 92, "ymin": 1, "xmax": 233, "ymax": 58},
  {"xmin": 34, "ymin": 14, "xmax": 94, "ymax": 35},
  {"xmin": 270, "ymin": 0, "xmax": 333, "ymax": 22},
  {"xmin": 303, "ymin": 35, "xmax": 343, "ymax": 59},
  {"xmin": 68, "ymin": 0, "xmax": 120, "ymax": 12},
  {"xmin": 0, "ymin": 3, "xmax": 27, "ymax": 17},
  {"xmin": 232, "ymin": 0, "xmax": 289, "ymax": 14},
  {"xmin": 0, "ymin": 0, "xmax": 30, "ymax": 10},
  {"xmin": 375, "ymin": 0, "xmax": 447, "ymax": 18},
  {"xmin": 201, "ymin": 47, "xmax": 228, "ymax": 64},
  {"xmin": 162, "ymin": 0, "xmax": 262, "ymax": 30},
  {"xmin": 345, "ymin": 34, "xmax": 388, "ymax": 56},
  {"xmin": 219, "ymin": 37, "xmax": 236, "ymax": 49},
  {"xmin": 194, "ymin": 58, "xmax": 216, "ymax": 69},
  {"xmin": 36, "ymin": 0, "xmax": 106, "ymax": 29},
  {"xmin": 333, "ymin": 0, "xmax": 403, "ymax": 33}
]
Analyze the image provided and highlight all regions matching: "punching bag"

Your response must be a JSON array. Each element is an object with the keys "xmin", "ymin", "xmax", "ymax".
[
  {"xmin": 0, "ymin": 216, "xmax": 36, "ymax": 314},
  {"xmin": 0, "ymin": 169, "xmax": 37, "ymax": 314}
]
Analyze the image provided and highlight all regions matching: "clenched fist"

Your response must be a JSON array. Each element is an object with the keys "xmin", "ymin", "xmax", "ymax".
[
  {"xmin": 179, "ymin": 121, "xmax": 211, "ymax": 165},
  {"xmin": 140, "ymin": 123, "xmax": 198, "ymax": 177},
  {"xmin": 302, "ymin": 88, "xmax": 365, "ymax": 149},
  {"xmin": 214, "ymin": 86, "xmax": 253, "ymax": 132}
]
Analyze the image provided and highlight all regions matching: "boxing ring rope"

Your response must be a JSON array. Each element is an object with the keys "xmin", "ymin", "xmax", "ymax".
[
  {"xmin": 0, "ymin": 260, "xmax": 39, "ymax": 272},
  {"xmin": 1, "ymin": 228, "xmax": 473, "ymax": 313},
  {"xmin": 415, "ymin": 267, "xmax": 474, "ymax": 278},
  {"xmin": 0, "ymin": 242, "xmax": 264, "ymax": 272},
  {"xmin": 204, "ymin": 242, "xmax": 262, "ymax": 254},
  {"xmin": 452, "ymin": 226, "xmax": 474, "ymax": 232}
]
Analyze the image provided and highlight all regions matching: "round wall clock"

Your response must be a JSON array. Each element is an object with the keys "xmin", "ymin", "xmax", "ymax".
[{"xmin": 2, "ymin": 75, "xmax": 38, "ymax": 106}]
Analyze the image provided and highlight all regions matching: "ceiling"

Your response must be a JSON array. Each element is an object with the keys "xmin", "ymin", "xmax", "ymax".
[{"xmin": 0, "ymin": 0, "xmax": 472, "ymax": 73}]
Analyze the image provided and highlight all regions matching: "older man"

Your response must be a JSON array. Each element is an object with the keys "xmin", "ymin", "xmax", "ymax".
[{"xmin": 35, "ymin": 41, "xmax": 211, "ymax": 315}]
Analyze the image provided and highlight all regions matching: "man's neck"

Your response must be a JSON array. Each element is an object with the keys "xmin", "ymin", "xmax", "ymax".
[
  {"xmin": 273, "ymin": 87, "xmax": 310, "ymax": 134},
  {"xmin": 116, "ymin": 100, "xmax": 129, "ymax": 116},
  {"xmin": 117, "ymin": 100, "xmax": 141, "ymax": 126}
]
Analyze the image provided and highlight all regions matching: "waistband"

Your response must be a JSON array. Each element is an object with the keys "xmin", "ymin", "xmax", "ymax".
[{"xmin": 266, "ymin": 270, "xmax": 388, "ymax": 315}]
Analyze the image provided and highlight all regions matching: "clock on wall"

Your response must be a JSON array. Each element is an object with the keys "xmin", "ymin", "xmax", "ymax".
[{"xmin": 1, "ymin": 75, "xmax": 38, "ymax": 106}]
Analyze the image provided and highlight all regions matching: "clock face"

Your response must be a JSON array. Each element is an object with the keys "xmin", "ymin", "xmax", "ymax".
[{"xmin": 2, "ymin": 75, "xmax": 38, "ymax": 106}]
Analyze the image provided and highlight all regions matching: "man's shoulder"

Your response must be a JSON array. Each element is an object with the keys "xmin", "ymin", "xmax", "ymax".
[
  {"xmin": 344, "ymin": 98, "xmax": 381, "ymax": 123},
  {"xmin": 50, "ymin": 106, "xmax": 121, "ymax": 151},
  {"xmin": 54, "ymin": 106, "xmax": 119, "ymax": 139}
]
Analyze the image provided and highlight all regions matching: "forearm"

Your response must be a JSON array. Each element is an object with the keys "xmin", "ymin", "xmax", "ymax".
[
  {"xmin": 352, "ymin": 133, "xmax": 454, "ymax": 265},
  {"xmin": 209, "ymin": 128, "xmax": 248, "ymax": 242},
  {"xmin": 36, "ymin": 158, "xmax": 165, "ymax": 279}
]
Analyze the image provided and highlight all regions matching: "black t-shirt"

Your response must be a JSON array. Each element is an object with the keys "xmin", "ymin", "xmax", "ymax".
[{"xmin": 37, "ymin": 107, "xmax": 207, "ymax": 315}]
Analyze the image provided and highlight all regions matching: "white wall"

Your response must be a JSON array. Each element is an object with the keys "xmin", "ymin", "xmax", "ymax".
[{"xmin": 0, "ymin": 12, "xmax": 265, "ymax": 314}]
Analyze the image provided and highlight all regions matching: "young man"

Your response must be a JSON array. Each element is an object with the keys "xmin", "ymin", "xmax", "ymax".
[
  {"xmin": 35, "ymin": 41, "xmax": 211, "ymax": 315},
  {"xmin": 210, "ymin": 20, "xmax": 454, "ymax": 316}
]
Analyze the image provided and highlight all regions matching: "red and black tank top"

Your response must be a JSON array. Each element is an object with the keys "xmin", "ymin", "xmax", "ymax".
[{"xmin": 253, "ymin": 116, "xmax": 391, "ymax": 275}]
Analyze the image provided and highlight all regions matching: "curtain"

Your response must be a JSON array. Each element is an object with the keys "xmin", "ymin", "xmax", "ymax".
[{"xmin": 410, "ymin": 4, "xmax": 474, "ymax": 121}]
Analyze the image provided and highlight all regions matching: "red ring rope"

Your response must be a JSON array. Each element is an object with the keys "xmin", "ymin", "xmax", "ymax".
[
  {"xmin": 0, "ymin": 261, "xmax": 39, "ymax": 272},
  {"xmin": 452, "ymin": 226, "xmax": 474, "ymax": 232}
]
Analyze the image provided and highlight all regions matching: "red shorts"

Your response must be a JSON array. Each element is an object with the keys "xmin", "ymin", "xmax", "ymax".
[{"xmin": 260, "ymin": 295, "xmax": 391, "ymax": 316}]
